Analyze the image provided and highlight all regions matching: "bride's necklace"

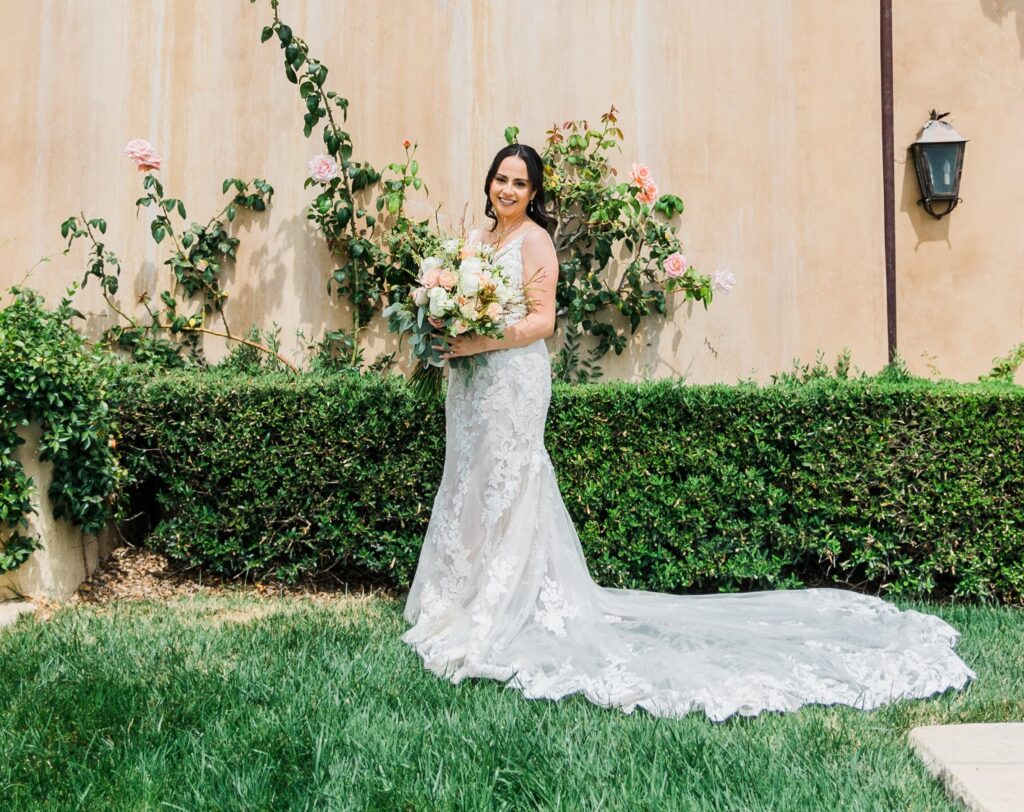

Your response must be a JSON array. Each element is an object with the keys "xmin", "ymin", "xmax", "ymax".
[{"xmin": 492, "ymin": 213, "xmax": 529, "ymax": 251}]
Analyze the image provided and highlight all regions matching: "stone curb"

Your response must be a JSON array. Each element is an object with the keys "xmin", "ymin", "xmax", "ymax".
[
  {"xmin": 909, "ymin": 723, "xmax": 1024, "ymax": 812},
  {"xmin": 0, "ymin": 600, "xmax": 37, "ymax": 631}
]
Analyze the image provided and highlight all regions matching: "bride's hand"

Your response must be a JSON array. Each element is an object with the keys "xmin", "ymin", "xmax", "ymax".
[{"xmin": 433, "ymin": 334, "xmax": 490, "ymax": 360}]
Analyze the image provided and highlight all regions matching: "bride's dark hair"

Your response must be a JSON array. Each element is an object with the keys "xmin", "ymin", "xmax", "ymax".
[{"xmin": 483, "ymin": 144, "xmax": 556, "ymax": 232}]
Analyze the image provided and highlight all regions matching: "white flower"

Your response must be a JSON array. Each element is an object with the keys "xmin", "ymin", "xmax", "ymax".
[
  {"xmin": 459, "ymin": 300, "xmax": 477, "ymax": 320},
  {"xmin": 459, "ymin": 257, "xmax": 484, "ymax": 275},
  {"xmin": 458, "ymin": 271, "xmax": 481, "ymax": 297},
  {"xmin": 428, "ymin": 286, "xmax": 450, "ymax": 317},
  {"xmin": 412, "ymin": 286, "xmax": 429, "ymax": 307},
  {"xmin": 712, "ymin": 268, "xmax": 737, "ymax": 294},
  {"xmin": 307, "ymin": 154, "xmax": 338, "ymax": 183},
  {"xmin": 441, "ymin": 238, "xmax": 461, "ymax": 255},
  {"xmin": 420, "ymin": 256, "xmax": 443, "ymax": 274}
]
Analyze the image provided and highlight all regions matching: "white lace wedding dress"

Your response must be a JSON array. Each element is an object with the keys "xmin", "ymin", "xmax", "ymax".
[{"xmin": 402, "ymin": 232, "xmax": 975, "ymax": 721}]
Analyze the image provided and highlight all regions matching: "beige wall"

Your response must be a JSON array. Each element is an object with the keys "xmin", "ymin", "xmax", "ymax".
[{"xmin": 1, "ymin": 0, "xmax": 1020, "ymax": 384}]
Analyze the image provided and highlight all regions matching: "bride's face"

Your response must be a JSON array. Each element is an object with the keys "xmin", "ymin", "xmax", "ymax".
[{"xmin": 489, "ymin": 156, "xmax": 534, "ymax": 222}]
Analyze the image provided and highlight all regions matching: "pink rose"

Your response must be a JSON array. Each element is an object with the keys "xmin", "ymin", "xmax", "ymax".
[
  {"xmin": 451, "ymin": 319, "xmax": 469, "ymax": 335},
  {"xmin": 308, "ymin": 153, "xmax": 339, "ymax": 183},
  {"xmin": 712, "ymin": 269, "xmax": 737, "ymax": 294},
  {"xmin": 124, "ymin": 139, "xmax": 161, "ymax": 172},
  {"xmin": 638, "ymin": 181, "xmax": 659, "ymax": 205},
  {"xmin": 664, "ymin": 252, "xmax": 687, "ymax": 278},
  {"xmin": 438, "ymin": 269, "xmax": 459, "ymax": 290},
  {"xmin": 427, "ymin": 316, "xmax": 444, "ymax": 329},
  {"xmin": 421, "ymin": 268, "xmax": 443, "ymax": 288},
  {"xmin": 629, "ymin": 163, "xmax": 653, "ymax": 186}
]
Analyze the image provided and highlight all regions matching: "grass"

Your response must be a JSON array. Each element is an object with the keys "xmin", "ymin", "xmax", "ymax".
[{"xmin": 0, "ymin": 595, "xmax": 1021, "ymax": 811}]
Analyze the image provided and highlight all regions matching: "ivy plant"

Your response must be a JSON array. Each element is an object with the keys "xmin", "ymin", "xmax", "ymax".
[{"xmin": 0, "ymin": 286, "xmax": 125, "ymax": 575}]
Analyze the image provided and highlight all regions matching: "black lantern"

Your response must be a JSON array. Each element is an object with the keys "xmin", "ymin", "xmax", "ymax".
[{"xmin": 909, "ymin": 110, "xmax": 967, "ymax": 219}]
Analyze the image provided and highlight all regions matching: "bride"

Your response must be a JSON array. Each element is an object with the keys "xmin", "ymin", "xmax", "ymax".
[{"xmin": 401, "ymin": 144, "xmax": 974, "ymax": 721}]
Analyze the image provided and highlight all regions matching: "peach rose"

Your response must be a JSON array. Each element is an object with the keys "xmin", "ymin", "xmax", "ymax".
[
  {"xmin": 451, "ymin": 319, "xmax": 469, "ymax": 335},
  {"xmin": 428, "ymin": 316, "xmax": 445, "ymax": 329},
  {"xmin": 664, "ymin": 252, "xmax": 687, "ymax": 278},
  {"xmin": 421, "ymin": 268, "xmax": 443, "ymax": 288},
  {"xmin": 124, "ymin": 139, "xmax": 161, "ymax": 172},
  {"xmin": 629, "ymin": 163, "xmax": 653, "ymax": 186},
  {"xmin": 438, "ymin": 269, "xmax": 459, "ymax": 290},
  {"xmin": 486, "ymin": 302, "xmax": 502, "ymax": 320},
  {"xmin": 638, "ymin": 181, "xmax": 659, "ymax": 205}
]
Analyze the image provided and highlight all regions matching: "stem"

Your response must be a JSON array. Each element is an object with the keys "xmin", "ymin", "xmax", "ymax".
[
  {"xmin": 102, "ymin": 293, "xmax": 136, "ymax": 324},
  {"xmin": 157, "ymin": 322, "xmax": 298, "ymax": 373}
]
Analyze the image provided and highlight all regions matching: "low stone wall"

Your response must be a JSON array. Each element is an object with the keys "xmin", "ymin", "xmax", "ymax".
[{"xmin": 0, "ymin": 423, "xmax": 118, "ymax": 602}]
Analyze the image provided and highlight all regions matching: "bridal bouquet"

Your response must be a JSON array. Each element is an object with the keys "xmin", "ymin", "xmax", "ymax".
[{"xmin": 382, "ymin": 237, "xmax": 528, "ymax": 397}]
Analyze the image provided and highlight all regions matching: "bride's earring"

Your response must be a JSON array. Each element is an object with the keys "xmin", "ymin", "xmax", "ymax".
[{"xmin": 528, "ymin": 199, "xmax": 535, "ymax": 214}]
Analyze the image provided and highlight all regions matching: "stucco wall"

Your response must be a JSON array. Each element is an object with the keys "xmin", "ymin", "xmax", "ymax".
[{"xmin": 1, "ymin": 0, "xmax": 1020, "ymax": 383}]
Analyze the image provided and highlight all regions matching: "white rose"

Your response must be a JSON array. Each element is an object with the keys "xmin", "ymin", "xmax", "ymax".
[
  {"xmin": 459, "ymin": 300, "xmax": 477, "ymax": 320},
  {"xmin": 428, "ymin": 286, "xmax": 450, "ymax": 317},
  {"xmin": 458, "ymin": 270, "xmax": 481, "ymax": 297},
  {"xmin": 420, "ymin": 256, "xmax": 443, "ymax": 274},
  {"xmin": 412, "ymin": 286, "xmax": 429, "ymax": 307}
]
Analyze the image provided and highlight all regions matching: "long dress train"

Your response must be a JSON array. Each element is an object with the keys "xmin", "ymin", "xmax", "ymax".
[{"xmin": 401, "ymin": 231, "xmax": 974, "ymax": 722}]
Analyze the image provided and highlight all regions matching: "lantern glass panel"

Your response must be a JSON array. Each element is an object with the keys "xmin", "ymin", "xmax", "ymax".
[{"xmin": 924, "ymin": 143, "xmax": 960, "ymax": 196}]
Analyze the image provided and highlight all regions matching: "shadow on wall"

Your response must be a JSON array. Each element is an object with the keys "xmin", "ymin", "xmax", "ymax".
[
  {"xmin": 980, "ymin": 0, "xmax": 1024, "ymax": 56},
  {"xmin": 898, "ymin": 154, "xmax": 952, "ymax": 251}
]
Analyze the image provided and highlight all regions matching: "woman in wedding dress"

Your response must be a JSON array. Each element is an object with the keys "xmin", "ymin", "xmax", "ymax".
[{"xmin": 401, "ymin": 144, "xmax": 975, "ymax": 722}]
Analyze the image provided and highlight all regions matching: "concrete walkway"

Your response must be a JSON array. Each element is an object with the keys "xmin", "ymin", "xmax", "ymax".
[
  {"xmin": 910, "ymin": 723, "xmax": 1024, "ymax": 812},
  {"xmin": 0, "ymin": 600, "xmax": 36, "ymax": 630}
]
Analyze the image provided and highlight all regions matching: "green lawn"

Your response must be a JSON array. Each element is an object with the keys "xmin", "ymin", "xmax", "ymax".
[{"xmin": 1, "ymin": 594, "xmax": 1021, "ymax": 811}]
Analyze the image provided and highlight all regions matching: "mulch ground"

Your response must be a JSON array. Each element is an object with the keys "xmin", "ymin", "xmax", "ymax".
[{"xmin": 34, "ymin": 545, "xmax": 399, "ymax": 616}]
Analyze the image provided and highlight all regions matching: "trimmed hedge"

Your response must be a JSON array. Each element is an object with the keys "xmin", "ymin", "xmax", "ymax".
[{"xmin": 109, "ymin": 367, "xmax": 1024, "ymax": 602}]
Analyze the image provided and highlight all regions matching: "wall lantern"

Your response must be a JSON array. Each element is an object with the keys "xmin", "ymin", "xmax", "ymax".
[{"xmin": 909, "ymin": 110, "xmax": 967, "ymax": 219}]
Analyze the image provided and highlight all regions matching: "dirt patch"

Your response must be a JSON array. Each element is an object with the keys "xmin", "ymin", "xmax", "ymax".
[{"xmin": 55, "ymin": 544, "xmax": 398, "ymax": 613}]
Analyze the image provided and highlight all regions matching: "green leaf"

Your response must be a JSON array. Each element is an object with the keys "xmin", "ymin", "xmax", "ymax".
[
  {"xmin": 176, "ymin": 200, "xmax": 186, "ymax": 218},
  {"xmin": 260, "ymin": 26, "xmax": 273, "ymax": 43},
  {"xmin": 285, "ymin": 64, "xmax": 297, "ymax": 84},
  {"xmin": 277, "ymin": 24, "xmax": 292, "ymax": 44}
]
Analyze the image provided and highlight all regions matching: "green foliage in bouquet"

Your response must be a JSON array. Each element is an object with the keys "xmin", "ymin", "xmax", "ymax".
[{"xmin": 0, "ymin": 287, "xmax": 125, "ymax": 575}]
